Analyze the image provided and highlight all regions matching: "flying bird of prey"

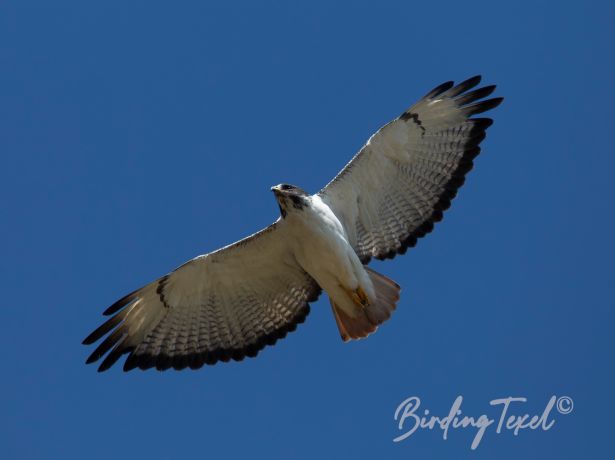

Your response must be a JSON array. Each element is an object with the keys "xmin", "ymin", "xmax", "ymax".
[{"xmin": 84, "ymin": 76, "xmax": 502, "ymax": 372}]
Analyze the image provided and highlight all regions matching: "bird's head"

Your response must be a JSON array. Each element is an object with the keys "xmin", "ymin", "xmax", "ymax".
[{"xmin": 271, "ymin": 183, "xmax": 309, "ymax": 218}]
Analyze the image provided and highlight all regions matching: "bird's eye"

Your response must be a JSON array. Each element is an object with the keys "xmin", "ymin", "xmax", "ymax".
[{"xmin": 281, "ymin": 184, "xmax": 293, "ymax": 190}]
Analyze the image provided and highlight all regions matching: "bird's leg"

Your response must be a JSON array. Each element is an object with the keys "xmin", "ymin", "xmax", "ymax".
[
  {"xmin": 342, "ymin": 285, "xmax": 370, "ymax": 308},
  {"xmin": 355, "ymin": 286, "xmax": 369, "ymax": 307}
]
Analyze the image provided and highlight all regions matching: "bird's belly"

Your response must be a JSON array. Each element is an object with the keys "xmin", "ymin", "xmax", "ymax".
[
  {"xmin": 290, "ymin": 210, "xmax": 360, "ymax": 293},
  {"xmin": 298, "ymin": 230, "xmax": 349, "ymax": 278}
]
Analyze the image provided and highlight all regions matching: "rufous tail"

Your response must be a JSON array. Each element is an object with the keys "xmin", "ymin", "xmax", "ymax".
[{"xmin": 330, "ymin": 267, "xmax": 400, "ymax": 342}]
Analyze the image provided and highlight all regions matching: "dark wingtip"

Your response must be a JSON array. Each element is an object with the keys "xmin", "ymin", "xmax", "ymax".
[
  {"xmin": 97, "ymin": 361, "xmax": 113, "ymax": 372},
  {"xmin": 98, "ymin": 346, "xmax": 128, "ymax": 372},
  {"xmin": 103, "ymin": 290, "xmax": 138, "ymax": 316},
  {"xmin": 446, "ymin": 75, "xmax": 483, "ymax": 97},
  {"xmin": 455, "ymin": 85, "xmax": 497, "ymax": 106},
  {"xmin": 423, "ymin": 80, "xmax": 454, "ymax": 99},
  {"xmin": 471, "ymin": 117, "xmax": 494, "ymax": 129},
  {"xmin": 463, "ymin": 74, "xmax": 483, "ymax": 87},
  {"xmin": 82, "ymin": 308, "xmax": 129, "ymax": 345},
  {"xmin": 123, "ymin": 353, "xmax": 139, "ymax": 372},
  {"xmin": 463, "ymin": 97, "xmax": 504, "ymax": 116},
  {"xmin": 85, "ymin": 329, "xmax": 125, "ymax": 365}
]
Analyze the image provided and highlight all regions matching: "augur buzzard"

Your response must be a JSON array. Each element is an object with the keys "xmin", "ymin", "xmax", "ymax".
[{"xmin": 83, "ymin": 76, "xmax": 502, "ymax": 371}]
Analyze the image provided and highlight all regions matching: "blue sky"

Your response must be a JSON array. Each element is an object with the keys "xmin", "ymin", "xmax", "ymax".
[{"xmin": 1, "ymin": 1, "xmax": 614, "ymax": 458}]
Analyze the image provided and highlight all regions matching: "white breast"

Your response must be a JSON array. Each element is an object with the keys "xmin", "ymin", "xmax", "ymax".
[{"xmin": 286, "ymin": 195, "xmax": 370, "ymax": 299}]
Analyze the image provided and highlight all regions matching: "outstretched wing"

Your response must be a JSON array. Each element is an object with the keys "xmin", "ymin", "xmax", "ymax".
[
  {"xmin": 83, "ymin": 222, "xmax": 321, "ymax": 372},
  {"xmin": 319, "ymin": 75, "xmax": 502, "ymax": 263}
]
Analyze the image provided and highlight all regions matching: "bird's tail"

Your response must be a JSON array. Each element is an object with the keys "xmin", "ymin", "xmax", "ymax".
[{"xmin": 330, "ymin": 267, "xmax": 400, "ymax": 342}]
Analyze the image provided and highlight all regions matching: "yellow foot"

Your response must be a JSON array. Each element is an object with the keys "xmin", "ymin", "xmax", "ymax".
[{"xmin": 350, "ymin": 286, "xmax": 370, "ymax": 308}]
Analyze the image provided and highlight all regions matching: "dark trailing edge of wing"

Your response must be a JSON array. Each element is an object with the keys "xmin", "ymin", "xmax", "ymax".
[
  {"xmin": 363, "ymin": 76, "xmax": 503, "ymax": 263},
  {"xmin": 84, "ymin": 286, "xmax": 322, "ymax": 372},
  {"xmin": 122, "ymin": 286, "xmax": 321, "ymax": 372},
  {"xmin": 123, "ymin": 301, "xmax": 315, "ymax": 372}
]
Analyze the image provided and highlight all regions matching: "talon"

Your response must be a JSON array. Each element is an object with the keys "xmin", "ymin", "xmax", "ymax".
[
  {"xmin": 340, "ymin": 284, "xmax": 370, "ymax": 308},
  {"xmin": 353, "ymin": 286, "xmax": 369, "ymax": 308}
]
